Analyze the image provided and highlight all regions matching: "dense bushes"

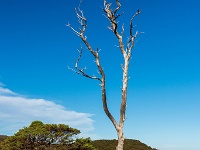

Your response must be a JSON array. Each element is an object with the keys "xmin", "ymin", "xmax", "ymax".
[{"xmin": 92, "ymin": 139, "xmax": 157, "ymax": 150}]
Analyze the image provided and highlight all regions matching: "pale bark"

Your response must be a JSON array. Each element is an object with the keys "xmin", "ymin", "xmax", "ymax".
[{"xmin": 67, "ymin": 1, "xmax": 141, "ymax": 150}]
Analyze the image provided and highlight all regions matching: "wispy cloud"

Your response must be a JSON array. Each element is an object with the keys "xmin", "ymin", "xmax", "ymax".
[
  {"xmin": 0, "ymin": 83, "xmax": 95, "ymax": 138},
  {"xmin": 0, "ymin": 86, "xmax": 16, "ymax": 96}
]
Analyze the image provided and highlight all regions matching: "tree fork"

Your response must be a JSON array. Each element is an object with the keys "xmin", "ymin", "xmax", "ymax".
[{"xmin": 67, "ymin": 1, "xmax": 141, "ymax": 150}]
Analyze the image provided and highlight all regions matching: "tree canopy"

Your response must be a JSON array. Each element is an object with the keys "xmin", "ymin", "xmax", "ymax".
[{"xmin": 0, "ymin": 121, "xmax": 95, "ymax": 150}]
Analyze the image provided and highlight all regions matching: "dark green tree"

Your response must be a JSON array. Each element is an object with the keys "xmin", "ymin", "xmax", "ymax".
[{"xmin": 0, "ymin": 121, "xmax": 95, "ymax": 150}]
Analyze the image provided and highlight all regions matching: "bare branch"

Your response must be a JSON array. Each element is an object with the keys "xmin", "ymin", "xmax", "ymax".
[
  {"xmin": 115, "ymin": 12, "xmax": 124, "ymax": 20},
  {"xmin": 130, "ymin": 9, "xmax": 141, "ymax": 36},
  {"xmin": 66, "ymin": 2, "xmax": 87, "ymax": 38},
  {"xmin": 68, "ymin": 1, "xmax": 120, "ymax": 132},
  {"xmin": 68, "ymin": 49, "xmax": 101, "ymax": 81},
  {"xmin": 114, "ymin": 0, "xmax": 121, "ymax": 15},
  {"xmin": 96, "ymin": 48, "xmax": 101, "ymax": 53},
  {"xmin": 75, "ymin": 8, "xmax": 87, "ymax": 35},
  {"xmin": 125, "ymin": 10, "xmax": 142, "ymax": 56},
  {"xmin": 103, "ymin": 0, "xmax": 126, "ymax": 57},
  {"xmin": 121, "ymin": 23, "xmax": 124, "ymax": 36},
  {"xmin": 66, "ymin": 23, "xmax": 80, "ymax": 36}
]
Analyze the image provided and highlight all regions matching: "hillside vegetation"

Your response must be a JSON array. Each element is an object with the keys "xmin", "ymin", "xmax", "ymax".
[
  {"xmin": 0, "ymin": 135, "xmax": 157, "ymax": 150},
  {"xmin": 92, "ymin": 139, "xmax": 157, "ymax": 150},
  {"xmin": 0, "ymin": 121, "xmax": 157, "ymax": 150}
]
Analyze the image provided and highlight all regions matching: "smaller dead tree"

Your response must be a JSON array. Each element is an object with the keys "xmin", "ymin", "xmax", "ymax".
[{"xmin": 67, "ymin": 0, "xmax": 141, "ymax": 150}]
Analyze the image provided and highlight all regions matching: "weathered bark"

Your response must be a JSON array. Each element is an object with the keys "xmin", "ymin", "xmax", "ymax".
[
  {"xmin": 67, "ymin": 1, "xmax": 141, "ymax": 150},
  {"xmin": 117, "ymin": 127, "xmax": 124, "ymax": 150}
]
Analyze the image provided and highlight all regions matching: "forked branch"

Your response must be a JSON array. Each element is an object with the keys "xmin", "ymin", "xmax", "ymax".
[
  {"xmin": 66, "ymin": 6, "xmax": 87, "ymax": 37},
  {"xmin": 103, "ymin": 0, "xmax": 141, "ymax": 59},
  {"xmin": 67, "ymin": 1, "xmax": 119, "ymax": 132},
  {"xmin": 68, "ymin": 49, "xmax": 101, "ymax": 81},
  {"xmin": 126, "ymin": 9, "xmax": 141, "ymax": 56},
  {"xmin": 103, "ymin": 0, "xmax": 126, "ymax": 58}
]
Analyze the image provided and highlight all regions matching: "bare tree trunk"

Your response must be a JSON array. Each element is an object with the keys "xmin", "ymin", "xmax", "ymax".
[
  {"xmin": 116, "ymin": 126, "xmax": 124, "ymax": 150},
  {"xmin": 67, "ymin": 1, "xmax": 141, "ymax": 149}
]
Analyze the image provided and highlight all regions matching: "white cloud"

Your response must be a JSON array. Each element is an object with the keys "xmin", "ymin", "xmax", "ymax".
[
  {"xmin": 0, "ymin": 86, "xmax": 16, "ymax": 96},
  {"xmin": 0, "ymin": 83, "xmax": 95, "ymax": 138}
]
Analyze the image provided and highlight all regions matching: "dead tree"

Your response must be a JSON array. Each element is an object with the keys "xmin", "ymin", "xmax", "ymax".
[{"xmin": 67, "ymin": 0, "xmax": 141, "ymax": 149}]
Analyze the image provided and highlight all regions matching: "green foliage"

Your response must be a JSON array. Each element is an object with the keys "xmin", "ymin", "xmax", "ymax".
[
  {"xmin": 0, "ymin": 122, "xmax": 157, "ymax": 150},
  {"xmin": 0, "ymin": 135, "xmax": 8, "ymax": 143},
  {"xmin": 0, "ymin": 120, "xmax": 93, "ymax": 150},
  {"xmin": 92, "ymin": 139, "xmax": 157, "ymax": 150},
  {"xmin": 70, "ymin": 138, "xmax": 96, "ymax": 150}
]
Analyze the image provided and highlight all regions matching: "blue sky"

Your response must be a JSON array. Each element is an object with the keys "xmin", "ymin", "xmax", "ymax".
[{"xmin": 0, "ymin": 0, "xmax": 200, "ymax": 150}]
